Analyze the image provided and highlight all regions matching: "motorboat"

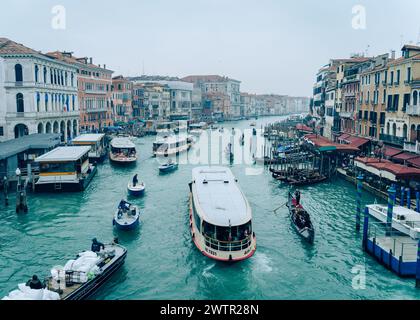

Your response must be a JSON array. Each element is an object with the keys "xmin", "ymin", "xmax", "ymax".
[{"xmin": 113, "ymin": 200, "xmax": 140, "ymax": 230}]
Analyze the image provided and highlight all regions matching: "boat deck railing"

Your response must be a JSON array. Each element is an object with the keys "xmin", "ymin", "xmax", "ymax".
[
  {"xmin": 203, "ymin": 234, "xmax": 253, "ymax": 252},
  {"xmin": 367, "ymin": 221, "xmax": 418, "ymax": 261}
]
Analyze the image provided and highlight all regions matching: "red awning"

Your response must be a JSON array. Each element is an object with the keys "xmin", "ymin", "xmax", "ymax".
[
  {"xmin": 296, "ymin": 124, "xmax": 313, "ymax": 132},
  {"xmin": 391, "ymin": 152, "xmax": 419, "ymax": 161},
  {"xmin": 338, "ymin": 133, "xmax": 351, "ymax": 141},
  {"xmin": 408, "ymin": 157, "xmax": 420, "ymax": 169},
  {"xmin": 382, "ymin": 146, "xmax": 403, "ymax": 158},
  {"xmin": 346, "ymin": 136, "xmax": 370, "ymax": 148}
]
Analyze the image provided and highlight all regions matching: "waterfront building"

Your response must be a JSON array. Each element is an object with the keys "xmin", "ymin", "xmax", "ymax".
[
  {"xmin": 379, "ymin": 46, "xmax": 420, "ymax": 149},
  {"xmin": 358, "ymin": 54, "xmax": 390, "ymax": 140},
  {"xmin": 130, "ymin": 76, "xmax": 192, "ymax": 120},
  {"xmin": 202, "ymin": 92, "xmax": 230, "ymax": 121},
  {"xmin": 0, "ymin": 38, "xmax": 80, "ymax": 143},
  {"xmin": 191, "ymin": 88, "xmax": 203, "ymax": 120},
  {"xmin": 47, "ymin": 52, "xmax": 113, "ymax": 133},
  {"xmin": 112, "ymin": 76, "xmax": 133, "ymax": 123},
  {"xmin": 132, "ymin": 82, "xmax": 170, "ymax": 120},
  {"xmin": 182, "ymin": 75, "xmax": 241, "ymax": 119}
]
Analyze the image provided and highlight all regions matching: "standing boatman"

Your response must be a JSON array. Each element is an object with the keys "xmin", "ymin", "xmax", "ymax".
[
  {"xmin": 132, "ymin": 174, "xmax": 138, "ymax": 187},
  {"xmin": 295, "ymin": 189, "xmax": 301, "ymax": 206}
]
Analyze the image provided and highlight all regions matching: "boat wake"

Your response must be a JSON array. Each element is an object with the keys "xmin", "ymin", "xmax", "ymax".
[{"xmin": 252, "ymin": 252, "xmax": 272, "ymax": 273}]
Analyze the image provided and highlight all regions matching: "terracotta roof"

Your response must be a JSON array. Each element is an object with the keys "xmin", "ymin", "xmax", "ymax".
[
  {"xmin": 46, "ymin": 51, "xmax": 113, "ymax": 72},
  {"xmin": 0, "ymin": 37, "xmax": 41, "ymax": 55}
]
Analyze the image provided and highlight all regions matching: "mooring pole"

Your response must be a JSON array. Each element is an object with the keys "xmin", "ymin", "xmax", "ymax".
[
  {"xmin": 386, "ymin": 185, "xmax": 396, "ymax": 236},
  {"xmin": 407, "ymin": 187, "xmax": 411, "ymax": 209},
  {"xmin": 356, "ymin": 175, "xmax": 364, "ymax": 232},
  {"xmin": 362, "ymin": 206, "xmax": 369, "ymax": 251},
  {"xmin": 3, "ymin": 176, "xmax": 8, "ymax": 206},
  {"xmin": 416, "ymin": 240, "xmax": 420, "ymax": 288}
]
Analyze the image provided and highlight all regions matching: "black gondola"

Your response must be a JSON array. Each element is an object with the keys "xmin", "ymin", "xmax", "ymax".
[{"xmin": 286, "ymin": 192, "xmax": 315, "ymax": 244}]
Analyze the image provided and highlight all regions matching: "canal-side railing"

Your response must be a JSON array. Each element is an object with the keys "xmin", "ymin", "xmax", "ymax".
[{"xmin": 203, "ymin": 234, "xmax": 252, "ymax": 252}]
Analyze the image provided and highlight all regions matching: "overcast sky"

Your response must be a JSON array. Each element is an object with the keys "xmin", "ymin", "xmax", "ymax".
[{"xmin": 1, "ymin": 0, "xmax": 419, "ymax": 96}]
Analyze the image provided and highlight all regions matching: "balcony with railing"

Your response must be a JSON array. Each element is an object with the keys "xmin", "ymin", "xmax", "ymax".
[
  {"xmin": 379, "ymin": 134, "xmax": 405, "ymax": 147},
  {"xmin": 6, "ymin": 110, "xmax": 79, "ymax": 119}
]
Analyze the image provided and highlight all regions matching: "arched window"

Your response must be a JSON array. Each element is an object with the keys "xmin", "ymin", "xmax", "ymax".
[
  {"xmin": 35, "ymin": 65, "xmax": 39, "ymax": 83},
  {"xmin": 403, "ymin": 124, "xmax": 408, "ymax": 139},
  {"xmin": 50, "ymin": 68, "xmax": 53, "ymax": 84},
  {"xmin": 392, "ymin": 123, "xmax": 397, "ymax": 136},
  {"xmin": 71, "ymin": 73, "xmax": 74, "ymax": 87},
  {"xmin": 15, "ymin": 64, "xmax": 23, "ymax": 82},
  {"xmin": 414, "ymin": 91, "xmax": 418, "ymax": 106},
  {"xmin": 45, "ymin": 93, "xmax": 49, "ymax": 111},
  {"xmin": 36, "ymin": 92, "xmax": 40, "ymax": 112},
  {"xmin": 65, "ymin": 72, "xmax": 68, "ymax": 86},
  {"xmin": 386, "ymin": 122, "xmax": 390, "ymax": 134},
  {"xmin": 16, "ymin": 93, "xmax": 24, "ymax": 113},
  {"xmin": 43, "ymin": 67, "xmax": 47, "ymax": 84}
]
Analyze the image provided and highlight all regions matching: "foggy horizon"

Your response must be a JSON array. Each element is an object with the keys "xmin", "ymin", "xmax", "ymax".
[{"xmin": 1, "ymin": 0, "xmax": 419, "ymax": 97}]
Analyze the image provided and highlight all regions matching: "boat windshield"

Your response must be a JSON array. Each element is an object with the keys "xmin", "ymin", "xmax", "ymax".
[
  {"xmin": 111, "ymin": 147, "xmax": 136, "ymax": 156},
  {"xmin": 203, "ymin": 220, "xmax": 252, "ymax": 242}
]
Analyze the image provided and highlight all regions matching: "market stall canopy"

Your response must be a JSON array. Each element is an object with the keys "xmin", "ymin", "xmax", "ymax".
[
  {"xmin": 296, "ymin": 124, "xmax": 313, "ymax": 133},
  {"xmin": 355, "ymin": 156, "xmax": 420, "ymax": 181},
  {"xmin": 303, "ymin": 134, "xmax": 359, "ymax": 153},
  {"xmin": 407, "ymin": 157, "xmax": 420, "ymax": 169},
  {"xmin": 391, "ymin": 152, "xmax": 420, "ymax": 163}
]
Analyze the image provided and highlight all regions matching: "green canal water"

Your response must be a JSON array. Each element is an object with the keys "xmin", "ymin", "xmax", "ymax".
[{"xmin": 1, "ymin": 116, "xmax": 419, "ymax": 300}]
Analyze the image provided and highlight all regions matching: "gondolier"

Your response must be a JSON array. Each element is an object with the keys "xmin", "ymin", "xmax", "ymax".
[{"xmin": 286, "ymin": 192, "xmax": 315, "ymax": 244}]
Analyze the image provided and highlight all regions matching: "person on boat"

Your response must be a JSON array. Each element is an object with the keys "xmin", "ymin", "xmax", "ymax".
[
  {"xmin": 295, "ymin": 190, "xmax": 301, "ymax": 205},
  {"xmin": 91, "ymin": 238, "xmax": 105, "ymax": 253},
  {"xmin": 132, "ymin": 174, "xmax": 138, "ymax": 187},
  {"xmin": 118, "ymin": 199, "xmax": 130, "ymax": 211},
  {"xmin": 26, "ymin": 275, "xmax": 44, "ymax": 290}
]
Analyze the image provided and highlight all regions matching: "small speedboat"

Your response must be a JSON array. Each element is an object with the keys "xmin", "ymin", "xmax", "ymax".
[
  {"xmin": 286, "ymin": 192, "xmax": 314, "ymax": 244},
  {"xmin": 250, "ymin": 122, "xmax": 256, "ymax": 127},
  {"xmin": 113, "ymin": 200, "xmax": 140, "ymax": 230},
  {"xmin": 127, "ymin": 182, "xmax": 145, "ymax": 197},
  {"xmin": 159, "ymin": 161, "xmax": 178, "ymax": 173}
]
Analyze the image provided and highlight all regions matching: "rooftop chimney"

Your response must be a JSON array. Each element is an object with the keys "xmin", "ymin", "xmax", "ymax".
[
  {"xmin": 391, "ymin": 50, "xmax": 396, "ymax": 60},
  {"xmin": 104, "ymin": 64, "xmax": 106, "ymax": 69},
  {"xmin": 89, "ymin": 57, "xmax": 93, "ymax": 64}
]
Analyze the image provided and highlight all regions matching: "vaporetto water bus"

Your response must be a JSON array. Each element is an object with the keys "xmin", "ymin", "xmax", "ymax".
[
  {"xmin": 153, "ymin": 134, "xmax": 192, "ymax": 157},
  {"xmin": 72, "ymin": 134, "xmax": 107, "ymax": 163},
  {"xmin": 109, "ymin": 137, "xmax": 137, "ymax": 164},
  {"xmin": 189, "ymin": 166, "xmax": 256, "ymax": 262},
  {"xmin": 34, "ymin": 146, "xmax": 97, "ymax": 192}
]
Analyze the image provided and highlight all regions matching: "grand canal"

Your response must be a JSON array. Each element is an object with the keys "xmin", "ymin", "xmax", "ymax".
[{"xmin": 1, "ymin": 116, "xmax": 419, "ymax": 300}]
